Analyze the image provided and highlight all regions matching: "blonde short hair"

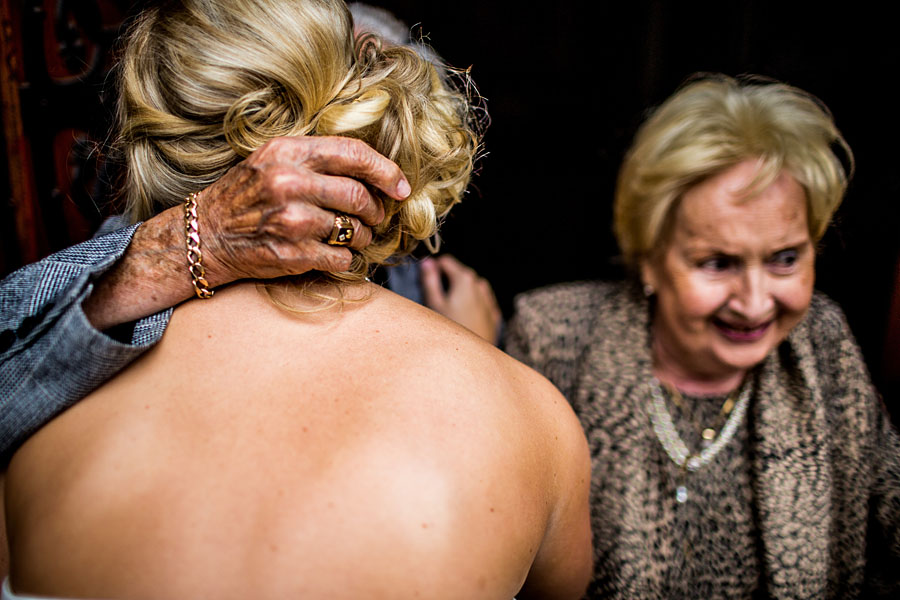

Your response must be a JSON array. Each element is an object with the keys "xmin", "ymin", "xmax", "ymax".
[
  {"xmin": 115, "ymin": 0, "xmax": 478, "ymax": 283},
  {"xmin": 614, "ymin": 74, "xmax": 853, "ymax": 268}
]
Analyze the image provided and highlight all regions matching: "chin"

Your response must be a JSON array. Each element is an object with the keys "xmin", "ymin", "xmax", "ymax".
[{"xmin": 712, "ymin": 337, "xmax": 781, "ymax": 372}]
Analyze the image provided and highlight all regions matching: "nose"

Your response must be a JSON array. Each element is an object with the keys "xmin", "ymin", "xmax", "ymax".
[{"xmin": 727, "ymin": 267, "xmax": 775, "ymax": 322}]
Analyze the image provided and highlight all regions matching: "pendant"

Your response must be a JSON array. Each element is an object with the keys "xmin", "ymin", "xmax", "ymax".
[{"xmin": 676, "ymin": 485, "xmax": 688, "ymax": 503}]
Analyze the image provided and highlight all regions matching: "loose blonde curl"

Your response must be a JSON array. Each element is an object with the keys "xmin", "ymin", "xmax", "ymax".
[{"xmin": 115, "ymin": 0, "xmax": 479, "ymax": 294}]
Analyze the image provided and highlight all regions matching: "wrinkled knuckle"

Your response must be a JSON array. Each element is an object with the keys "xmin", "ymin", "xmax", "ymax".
[
  {"xmin": 258, "ymin": 137, "xmax": 277, "ymax": 152},
  {"xmin": 340, "ymin": 136, "xmax": 365, "ymax": 156},
  {"xmin": 256, "ymin": 169, "xmax": 284, "ymax": 197},
  {"xmin": 291, "ymin": 170, "xmax": 318, "ymax": 197},
  {"xmin": 266, "ymin": 136, "xmax": 291, "ymax": 150},
  {"xmin": 268, "ymin": 168, "xmax": 311, "ymax": 199},
  {"xmin": 277, "ymin": 208, "xmax": 302, "ymax": 230},
  {"xmin": 249, "ymin": 157, "xmax": 281, "ymax": 181},
  {"xmin": 279, "ymin": 203, "xmax": 317, "ymax": 235},
  {"xmin": 252, "ymin": 137, "xmax": 280, "ymax": 161},
  {"xmin": 344, "ymin": 137, "xmax": 377, "ymax": 166},
  {"xmin": 345, "ymin": 181, "xmax": 371, "ymax": 215},
  {"xmin": 303, "ymin": 140, "xmax": 325, "ymax": 165}
]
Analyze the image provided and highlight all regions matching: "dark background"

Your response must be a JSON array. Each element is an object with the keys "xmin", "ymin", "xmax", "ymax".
[
  {"xmin": 2, "ymin": 1, "xmax": 899, "ymax": 403},
  {"xmin": 372, "ymin": 0, "xmax": 900, "ymax": 405}
]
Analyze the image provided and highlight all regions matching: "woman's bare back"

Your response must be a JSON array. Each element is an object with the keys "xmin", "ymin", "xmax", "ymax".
[{"xmin": 4, "ymin": 283, "xmax": 590, "ymax": 599}]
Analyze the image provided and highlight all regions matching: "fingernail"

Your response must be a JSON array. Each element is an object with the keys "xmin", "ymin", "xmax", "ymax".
[{"xmin": 396, "ymin": 179, "xmax": 411, "ymax": 198}]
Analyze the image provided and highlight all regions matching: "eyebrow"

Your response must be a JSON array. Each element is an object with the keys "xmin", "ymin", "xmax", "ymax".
[{"xmin": 681, "ymin": 238, "xmax": 812, "ymax": 257}]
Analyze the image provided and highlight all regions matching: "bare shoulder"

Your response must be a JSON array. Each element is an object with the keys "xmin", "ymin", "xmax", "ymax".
[
  {"xmin": 360, "ymin": 285, "xmax": 590, "ymax": 506},
  {"xmin": 373, "ymin": 285, "xmax": 580, "ymax": 417},
  {"xmin": 376, "ymin": 289, "xmax": 593, "ymax": 597}
]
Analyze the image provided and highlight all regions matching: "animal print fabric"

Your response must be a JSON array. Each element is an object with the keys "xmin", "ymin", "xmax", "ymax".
[{"xmin": 506, "ymin": 281, "xmax": 900, "ymax": 599}]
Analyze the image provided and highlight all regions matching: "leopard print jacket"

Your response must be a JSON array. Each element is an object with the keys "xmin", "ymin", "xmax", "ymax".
[{"xmin": 506, "ymin": 281, "xmax": 900, "ymax": 599}]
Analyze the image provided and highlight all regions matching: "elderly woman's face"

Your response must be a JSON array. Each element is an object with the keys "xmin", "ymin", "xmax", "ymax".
[{"xmin": 642, "ymin": 160, "xmax": 815, "ymax": 384}]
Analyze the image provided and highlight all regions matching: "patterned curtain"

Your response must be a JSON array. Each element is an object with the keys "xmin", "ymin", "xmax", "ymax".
[{"xmin": 1, "ymin": 0, "xmax": 135, "ymax": 277}]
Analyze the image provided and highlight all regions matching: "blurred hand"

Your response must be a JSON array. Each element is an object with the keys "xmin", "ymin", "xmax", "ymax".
[
  {"xmin": 199, "ymin": 135, "xmax": 411, "ymax": 286},
  {"xmin": 421, "ymin": 255, "xmax": 502, "ymax": 344}
]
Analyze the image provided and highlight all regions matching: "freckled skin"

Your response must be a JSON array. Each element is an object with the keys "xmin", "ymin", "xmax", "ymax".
[{"xmin": 642, "ymin": 160, "xmax": 816, "ymax": 394}]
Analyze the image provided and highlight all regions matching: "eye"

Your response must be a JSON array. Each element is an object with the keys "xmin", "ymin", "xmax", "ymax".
[
  {"xmin": 698, "ymin": 255, "xmax": 734, "ymax": 272},
  {"xmin": 769, "ymin": 249, "xmax": 799, "ymax": 271}
]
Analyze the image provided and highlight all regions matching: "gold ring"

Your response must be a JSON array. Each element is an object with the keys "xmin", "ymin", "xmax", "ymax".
[{"xmin": 327, "ymin": 214, "xmax": 355, "ymax": 246}]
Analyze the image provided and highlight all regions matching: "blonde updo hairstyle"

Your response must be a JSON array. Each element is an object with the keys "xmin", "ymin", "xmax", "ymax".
[
  {"xmin": 614, "ymin": 74, "xmax": 853, "ymax": 270},
  {"xmin": 116, "ymin": 0, "xmax": 477, "ymax": 288}
]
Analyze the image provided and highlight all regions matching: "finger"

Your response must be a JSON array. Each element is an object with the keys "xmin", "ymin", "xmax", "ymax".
[
  {"xmin": 307, "ymin": 171, "xmax": 385, "ymax": 226},
  {"xmin": 346, "ymin": 220, "xmax": 373, "ymax": 251},
  {"xmin": 303, "ymin": 244, "xmax": 354, "ymax": 273},
  {"xmin": 307, "ymin": 137, "xmax": 411, "ymax": 201},
  {"xmin": 316, "ymin": 211, "xmax": 372, "ymax": 251},
  {"xmin": 476, "ymin": 277, "xmax": 496, "ymax": 303},
  {"xmin": 436, "ymin": 254, "xmax": 474, "ymax": 285},
  {"xmin": 477, "ymin": 278, "xmax": 503, "ymax": 320},
  {"xmin": 420, "ymin": 258, "xmax": 448, "ymax": 311}
]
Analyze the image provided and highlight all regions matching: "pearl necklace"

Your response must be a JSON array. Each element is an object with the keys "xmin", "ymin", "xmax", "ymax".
[{"xmin": 647, "ymin": 377, "xmax": 751, "ymax": 503}]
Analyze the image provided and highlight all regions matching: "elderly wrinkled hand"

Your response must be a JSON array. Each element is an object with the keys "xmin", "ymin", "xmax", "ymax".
[
  {"xmin": 197, "ymin": 135, "xmax": 411, "ymax": 287},
  {"xmin": 421, "ymin": 255, "xmax": 502, "ymax": 344}
]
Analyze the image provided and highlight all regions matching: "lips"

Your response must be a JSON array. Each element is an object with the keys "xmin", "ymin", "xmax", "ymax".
[{"xmin": 713, "ymin": 318, "xmax": 772, "ymax": 342}]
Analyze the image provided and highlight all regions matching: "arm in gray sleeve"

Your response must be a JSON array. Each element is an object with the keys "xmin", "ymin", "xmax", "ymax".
[{"xmin": 0, "ymin": 224, "xmax": 172, "ymax": 462}]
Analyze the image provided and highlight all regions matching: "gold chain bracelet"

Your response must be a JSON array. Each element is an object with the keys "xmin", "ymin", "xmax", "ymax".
[{"xmin": 184, "ymin": 192, "xmax": 214, "ymax": 299}]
